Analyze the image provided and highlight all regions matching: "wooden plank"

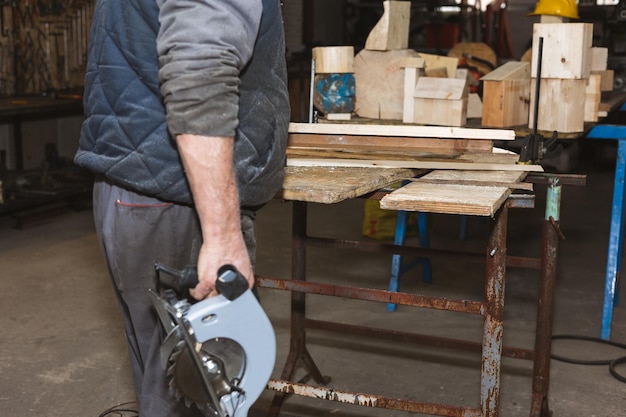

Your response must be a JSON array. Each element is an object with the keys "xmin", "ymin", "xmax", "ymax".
[
  {"xmin": 414, "ymin": 170, "xmax": 532, "ymax": 190},
  {"xmin": 313, "ymin": 46, "xmax": 354, "ymax": 73},
  {"xmin": 421, "ymin": 169, "xmax": 527, "ymax": 182},
  {"xmin": 402, "ymin": 55, "xmax": 426, "ymax": 123},
  {"xmin": 280, "ymin": 166, "xmax": 418, "ymax": 204},
  {"xmin": 286, "ymin": 147, "xmax": 464, "ymax": 161},
  {"xmin": 288, "ymin": 133, "xmax": 494, "ymax": 154},
  {"xmin": 410, "ymin": 178, "xmax": 533, "ymax": 191},
  {"xmin": 289, "ymin": 122, "xmax": 515, "ymax": 141},
  {"xmin": 380, "ymin": 182, "xmax": 512, "ymax": 216},
  {"xmin": 287, "ymin": 154, "xmax": 544, "ymax": 172},
  {"xmin": 481, "ymin": 61, "xmax": 530, "ymax": 81},
  {"xmin": 365, "ymin": 0, "xmax": 411, "ymax": 51},
  {"xmin": 413, "ymin": 77, "xmax": 467, "ymax": 100}
]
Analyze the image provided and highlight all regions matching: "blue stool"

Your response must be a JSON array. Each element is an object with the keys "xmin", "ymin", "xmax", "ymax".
[
  {"xmin": 387, "ymin": 210, "xmax": 432, "ymax": 311},
  {"xmin": 387, "ymin": 211, "xmax": 472, "ymax": 312}
]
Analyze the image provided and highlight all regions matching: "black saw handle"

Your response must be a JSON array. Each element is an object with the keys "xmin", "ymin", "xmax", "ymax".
[{"xmin": 154, "ymin": 262, "xmax": 248, "ymax": 300}]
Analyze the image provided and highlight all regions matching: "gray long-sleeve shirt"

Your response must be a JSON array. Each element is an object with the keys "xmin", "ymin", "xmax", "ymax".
[{"xmin": 156, "ymin": 0, "xmax": 262, "ymax": 138}]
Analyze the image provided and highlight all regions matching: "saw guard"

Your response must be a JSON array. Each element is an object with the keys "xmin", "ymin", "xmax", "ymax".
[{"xmin": 180, "ymin": 289, "xmax": 276, "ymax": 416}]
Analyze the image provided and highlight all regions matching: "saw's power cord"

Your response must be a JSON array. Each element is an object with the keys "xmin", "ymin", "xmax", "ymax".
[
  {"xmin": 98, "ymin": 401, "xmax": 138, "ymax": 417},
  {"xmin": 551, "ymin": 335, "xmax": 626, "ymax": 383}
]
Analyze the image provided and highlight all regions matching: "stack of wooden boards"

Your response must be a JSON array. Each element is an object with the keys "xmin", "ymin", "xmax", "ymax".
[{"xmin": 284, "ymin": 122, "xmax": 542, "ymax": 217}]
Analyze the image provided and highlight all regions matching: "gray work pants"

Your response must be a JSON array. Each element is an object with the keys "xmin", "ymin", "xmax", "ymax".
[{"xmin": 93, "ymin": 177, "xmax": 256, "ymax": 417}]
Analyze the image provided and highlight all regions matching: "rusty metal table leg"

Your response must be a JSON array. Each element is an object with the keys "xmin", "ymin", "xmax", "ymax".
[
  {"xmin": 267, "ymin": 201, "xmax": 329, "ymax": 417},
  {"xmin": 529, "ymin": 177, "xmax": 562, "ymax": 417},
  {"xmin": 482, "ymin": 203, "xmax": 508, "ymax": 417}
]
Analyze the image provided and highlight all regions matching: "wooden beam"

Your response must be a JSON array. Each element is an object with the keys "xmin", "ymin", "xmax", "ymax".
[
  {"xmin": 288, "ymin": 122, "xmax": 515, "ymax": 141},
  {"xmin": 288, "ymin": 133, "xmax": 494, "ymax": 154}
]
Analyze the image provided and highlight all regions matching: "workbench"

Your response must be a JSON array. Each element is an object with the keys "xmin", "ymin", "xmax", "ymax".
[
  {"xmin": 256, "ymin": 164, "xmax": 583, "ymax": 417},
  {"xmin": 0, "ymin": 95, "xmax": 83, "ymax": 170}
]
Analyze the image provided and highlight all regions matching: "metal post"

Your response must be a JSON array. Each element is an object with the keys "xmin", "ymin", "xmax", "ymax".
[
  {"xmin": 481, "ymin": 203, "xmax": 508, "ymax": 417},
  {"xmin": 601, "ymin": 139, "xmax": 626, "ymax": 339},
  {"xmin": 267, "ymin": 201, "xmax": 328, "ymax": 417},
  {"xmin": 530, "ymin": 177, "xmax": 561, "ymax": 417}
]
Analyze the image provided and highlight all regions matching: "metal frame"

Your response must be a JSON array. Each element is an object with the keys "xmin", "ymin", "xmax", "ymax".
[
  {"xmin": 585, "ymin": 100, "xmax": 626, "ymax": 340},
  {"xmin": 256, "ymin": 173, "xmax": 580, "ymax": 417}
]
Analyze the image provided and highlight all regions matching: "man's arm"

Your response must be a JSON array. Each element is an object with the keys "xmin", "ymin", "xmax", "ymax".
[
  {"xmin": 176, "ymin": 134, "xmax": 254, "ymax": 299},
  {"xmin": 156, "ymin": 1, "xmax": 263, "ymax": 298}
]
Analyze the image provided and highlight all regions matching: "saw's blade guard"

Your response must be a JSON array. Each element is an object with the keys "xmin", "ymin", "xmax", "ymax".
[{"xmin": 184, "ymin": 288, "xmax": 276, "ymax": 416}]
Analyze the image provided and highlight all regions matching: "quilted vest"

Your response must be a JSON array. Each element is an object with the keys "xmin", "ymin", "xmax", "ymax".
[{"xmin": 75, "ymin": 0, "xmax": 289, "ymax": 207}]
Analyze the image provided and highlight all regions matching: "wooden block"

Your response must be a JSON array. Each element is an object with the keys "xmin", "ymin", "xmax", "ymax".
[
  {"xmin": 531, "ymin": 23, "xmax": 593, "ymax": 79},
  {"xmin": 528, "ymin": 78, "xmax": 586, "ymax": 133},
  {"xmin": 584, "ymin": 74, "xmax": 601, "ymax": 122},
  {"xmin": 481, "ymin": 61, "xmax": 530, "ymax": 81},
  {"xmin": 365, "ymin": 1, "xmax": 411, "ymax": 51},
  {"xmin": 313, "ymin": 46, "xmax": 355, "ymax": 73},
  {"xmin": 414, "ymin": 97, "xmax": 467, "ymax": 127},
  {"xmin": 592, "ymin": 69, "xmax": 614, "ymax": 92},
  {"xmin": 481, "ymin": 79, "xmax": 530, "ymax": 127},
  {"xmin": 467, "ymin": 93, "xmax": 483, "ymax": 119},
  {"xmin": 354, "ymin": 49, "xmax": 420, "ymax": 120},
  {"xmin": 326, "ymin": 113, "xmax": 352, "ymax": 121},
  {"xmin": 418, "ymin": 53, "xmax": 458, "ymax": 79},
  {"xmin": 413, "ymin": 77, "xmax": 468, "ymax": 126},
  {"xmin": 591, "ymin": 47, "xmax": 608, "ymax": 71}
]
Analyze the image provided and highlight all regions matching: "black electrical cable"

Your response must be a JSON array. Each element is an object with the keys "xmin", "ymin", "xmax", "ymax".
[
  {"xmin": 551, "ymin": 334, "xmax": 626, "ymax": 383},
  {"xmin": 98, "ymin": 401, "xmax": 138, "ymax": 417}
]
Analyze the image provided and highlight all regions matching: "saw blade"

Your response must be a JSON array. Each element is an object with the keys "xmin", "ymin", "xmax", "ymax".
[{"xmin": 167, "ymin": 337, "xmax": 246, "ymax": 411}]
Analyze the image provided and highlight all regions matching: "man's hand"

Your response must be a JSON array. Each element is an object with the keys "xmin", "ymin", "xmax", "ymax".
[{"xmin": 176, "ymin": 134, "xmax": 254, "ymax": 300}]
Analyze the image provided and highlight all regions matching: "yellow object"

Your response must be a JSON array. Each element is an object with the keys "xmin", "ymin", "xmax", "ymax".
[
  {"xmin": 362, "ymin": 198, "xmax": 418, "ymax": 240},
  {"xmin": 530, "ymin": 0, "xmax": 579, "ymax": 19}
]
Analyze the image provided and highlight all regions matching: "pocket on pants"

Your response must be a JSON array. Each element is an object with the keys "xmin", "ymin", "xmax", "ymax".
[{"xmin": 109, "ymin": 197, "xmax": 176, "ymax": 292}]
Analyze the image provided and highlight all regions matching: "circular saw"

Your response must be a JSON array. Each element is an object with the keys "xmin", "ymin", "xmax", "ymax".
[{"xmin": 150, "ymin": 264, "xmax": 276, "ymax": 417}]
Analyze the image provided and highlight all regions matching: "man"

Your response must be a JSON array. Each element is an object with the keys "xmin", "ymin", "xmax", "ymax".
[{"xmin": 74, "ymin": 0, "xmax": 289, "ymax": 416}]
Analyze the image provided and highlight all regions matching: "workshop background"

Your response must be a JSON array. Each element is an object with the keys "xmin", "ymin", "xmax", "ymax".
[{"xmin": 1, "ymin": 1, "xmax": 626, "ymax": 417}]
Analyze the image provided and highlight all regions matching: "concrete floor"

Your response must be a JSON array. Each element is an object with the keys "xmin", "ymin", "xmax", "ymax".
[{"xmin": 1, "ymin": 143, "xmax": 625, "ymax": 417}]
